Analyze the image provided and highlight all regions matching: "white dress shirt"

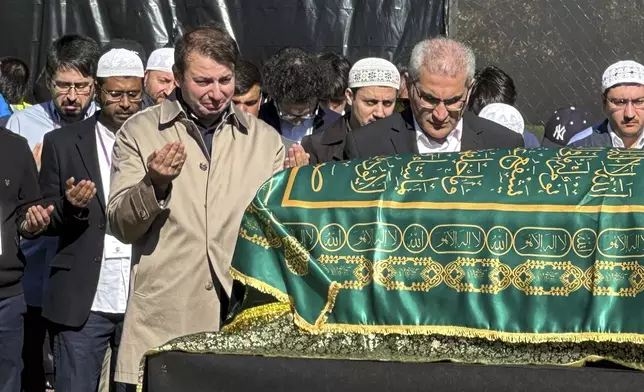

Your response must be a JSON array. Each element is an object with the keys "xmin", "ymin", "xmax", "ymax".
[
  {"xmin": 415, "ymin": 117, "xmax": 463, "ymax": 153},
  {"xmin": 608, "ymin": 123, "xmax": 644, "ymax": 149},
  {"xmin": 91, "ymin": 121, "xmax": 132, "ymax": 314}
]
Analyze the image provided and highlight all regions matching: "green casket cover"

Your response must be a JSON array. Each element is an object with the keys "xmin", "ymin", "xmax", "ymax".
[{"xmin": 141, "ymin": 148, "xmax": 644, "ymax": 384}]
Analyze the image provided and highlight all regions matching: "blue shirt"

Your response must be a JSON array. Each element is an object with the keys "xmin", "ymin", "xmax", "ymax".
[
  {"xmin": 5, "ymin": 100, "xmax": 96, "ymax": 148},
  {"xmin": 5, "ymin": 100, "xmax": 96, "ymax": 306}
]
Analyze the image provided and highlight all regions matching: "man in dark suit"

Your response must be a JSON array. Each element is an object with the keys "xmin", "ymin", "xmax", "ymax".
[
  {"xmin": 344, "ymin": 38, "xmax": 523, "ymax": 159},
  {"xmin": 39, "ymin": 48, "xmax": 144, "ymax": 392}
]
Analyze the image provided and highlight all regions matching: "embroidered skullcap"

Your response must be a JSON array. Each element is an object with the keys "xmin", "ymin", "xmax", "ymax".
[
  {"xmin": 479, "ymin": 103, "xmax": 525, "ymax": 135},
  {"xmin": 348, "ymin": 57, "xmax": 400, "ymax": 90},
  {"xmin": 146, "ymin": 48, "xmax": 175, "ymax": 73},
  {"xmin": 97, "ymin": 49, "xmax": 144, "ymax": 78},
  {"xmin": 602, "ymin": 60, "xmax": 644, "ymax": 92}
]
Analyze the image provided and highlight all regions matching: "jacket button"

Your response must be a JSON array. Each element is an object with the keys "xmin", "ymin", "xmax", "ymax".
[
  {"xmin": 94, "ymin": 256, "xmax": 101, "ymax": 263},
  {"xmin": 98, "ymin": 223, "xmax": 105, "ymax": 230},
  {"xmin": 205, "ymin": 281, "xmax": 214, "ymax": 291},
  {"xmin": 200, "ymin": 162, "xmax": 208, "ymax": 171},
  {"xmin": 139, "ymin": 210, "xmax": 148, "ymax": 219}
]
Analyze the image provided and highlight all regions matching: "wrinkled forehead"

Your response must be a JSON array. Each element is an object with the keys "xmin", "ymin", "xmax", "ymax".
[
  {"xmin": 415, "ymin": 68, "xmax": 469, "ymax": 97},
  {"xmin": 355, "ymin": 86, "xmax": 399, "ymax": 100},
  {"xmin": 52, "ymin": 67, "xmax": 94, "ymax": 82},
  {"xmin": 234, "ymin": 84, "xmax": 262, "ymax": 100},
  {"xmin": 604, "ymin": 83, "xmax": 644, "ymax": 98},
  {"xmin": 101, "ymin": 76, "xmax": 143, "ymax": 90},
  {"xmin": 182, "ymin": 52, "xmax": 234, "ymax": 77},
  {"xmin": 147, "ymin": 69, "xmax": 175, "ymax": 80}
]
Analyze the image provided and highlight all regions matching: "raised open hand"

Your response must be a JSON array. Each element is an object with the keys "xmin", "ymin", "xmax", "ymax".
[
  {"xmin": 284, "ymin": 144, "xmax": 310, "ymax": 169},
  {"xmin": 24, "ymin": 205, "xmax": 55, "ymax": 234},
  {"xmin": 65, "ymin": 177, "xmax": 97, "ymax": 208},
  {"xmin": 147, "ymin": 142, "xmax": 187, "ymax": 187}
]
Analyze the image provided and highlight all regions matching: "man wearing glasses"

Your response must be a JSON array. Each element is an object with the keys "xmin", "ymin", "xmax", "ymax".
[
  {"xmin": 569, "ymin": 61, "xmax": 644, "ymax": 148},
  {"xmin": 259, "ymin": 47, "xmax": 340, "ymax": 144},
  {"xmin": 37, "ymin": 48, "xmax": 145, "ymax": 392},
  {"xmin": 4, "ymin": 34, "xmax": 100, "ymax": 392},
  {"xmin": 344, "ymin": 38, "xmax": 523, "ymax": 159}
]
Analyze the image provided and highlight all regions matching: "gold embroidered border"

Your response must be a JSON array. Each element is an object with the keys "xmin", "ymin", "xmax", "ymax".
[{"xmin": 232, "ymin": 266, "xmax": 644, "ymax": 344}]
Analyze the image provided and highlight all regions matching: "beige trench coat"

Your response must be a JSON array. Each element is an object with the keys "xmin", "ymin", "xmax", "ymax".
[{"xmin": 107, "ymin": 100, "xmax": 284, "ymax": 384}]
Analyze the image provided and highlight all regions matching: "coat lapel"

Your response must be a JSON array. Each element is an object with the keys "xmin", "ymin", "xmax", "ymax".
[
  {"xmin": 390, "ymin": 107, "xmax": 419, "ymax": 154},
  {"xmin": 461, "ymin": 113, "xmax": 483, "ymax": 151},
  {"xmin": 76, "ymin": 117, "xmax": 106, "ymax": 212}
]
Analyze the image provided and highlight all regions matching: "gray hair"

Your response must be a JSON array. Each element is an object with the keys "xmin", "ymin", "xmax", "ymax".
[{"xmin": 408, "ymin": 38, "xmax": 476, "ymax": 86}]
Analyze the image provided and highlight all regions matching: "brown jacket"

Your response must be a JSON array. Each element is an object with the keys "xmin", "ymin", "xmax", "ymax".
[{"xmin": 107, "ymin": 99, "xmax": 284, "ymax": 384}]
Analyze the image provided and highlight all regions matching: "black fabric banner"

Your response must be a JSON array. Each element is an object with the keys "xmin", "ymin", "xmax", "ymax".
[{"xmin": 4, "ymin": 0, "xmax": 446, "ymax": 102}]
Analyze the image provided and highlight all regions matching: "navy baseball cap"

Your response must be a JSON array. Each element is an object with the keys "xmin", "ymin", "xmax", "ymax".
[{"xmin": 542, "ymin": 106, "xmax": 592, "ymax": 147}]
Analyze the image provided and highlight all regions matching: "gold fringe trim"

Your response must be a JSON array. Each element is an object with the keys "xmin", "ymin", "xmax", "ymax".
[
  {"xmin": 310, "ymin": 322, "xmax": 644, "ymax": 344},
  {"xmin": 232, "ymin": 268, "xmax": 644, "ymax": 345},
  {"xmin": 230, "ymin": 268, "xmax": 289, "ymax": 303},
  {"xmin": 223, "ymin": 302, "xmax": 291, "ymax": 333}
]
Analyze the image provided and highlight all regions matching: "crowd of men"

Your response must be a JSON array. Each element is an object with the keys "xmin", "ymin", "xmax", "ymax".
[{"xmin": 0, "ymin": 22, "xmax": 643, "ymax": 392}]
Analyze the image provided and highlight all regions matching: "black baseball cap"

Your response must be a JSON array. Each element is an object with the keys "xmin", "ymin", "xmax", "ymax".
[{"xmin": 542, "ymin": 106, "xmax": 592, "ymax": 147}]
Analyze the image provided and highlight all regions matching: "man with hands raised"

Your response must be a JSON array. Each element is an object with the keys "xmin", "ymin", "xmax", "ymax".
[
  {"xmin": 107, "ymin": 25, "xmax": 284, "ymax": 387},
  {"xmin": 38, "ymin": 48, "xmax": 145, "ymax": 392}
]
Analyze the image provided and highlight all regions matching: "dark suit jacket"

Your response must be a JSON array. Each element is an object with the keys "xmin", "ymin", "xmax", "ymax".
[
  {"xmin": 259, "ymin": 101, "xmax": 341, "ymax": 136},
  {"xmin": 39, "ymin": 114, "xmax": 111, "ymax": 327},
  {"xmin": 0, "ymin": 128, "xmax": 41, "ymax": 299},
  {"xmin": 301, "ymin": 114, "xmax": 350, "ymax": 164},
  {"xmin": 344, "ymin": 108, "xmax": 524, "ymax": 159}
]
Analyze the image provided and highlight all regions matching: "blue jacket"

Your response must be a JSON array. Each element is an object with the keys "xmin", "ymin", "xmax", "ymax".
[
  {"xmin": 568, "ymin": 120, "xmax": 612, "ymax": 148},
  {"xmin": 259, "ymin": 101, "xmax": 341, "ymax": 139}
]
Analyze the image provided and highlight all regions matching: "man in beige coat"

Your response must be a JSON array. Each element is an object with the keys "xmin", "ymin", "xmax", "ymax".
[{"xmin": 107, "ymin": 25, "xmax": 285, "ymax": 386}]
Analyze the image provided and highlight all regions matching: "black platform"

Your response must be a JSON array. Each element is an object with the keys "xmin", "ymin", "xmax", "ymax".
[{"xmin": 144, "ymin": 352, "xmax": 644, "ymax": 392}]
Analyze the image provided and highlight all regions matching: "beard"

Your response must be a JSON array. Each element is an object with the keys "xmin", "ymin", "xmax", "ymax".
[{"xmin": 56, "ymin": 100, "xmax": 90, "ymax": 123}]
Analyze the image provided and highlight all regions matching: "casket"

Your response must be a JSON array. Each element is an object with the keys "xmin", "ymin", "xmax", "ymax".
[{"xmin": 140, "ymin": 148, "xmax": 644, "ymax": 391}]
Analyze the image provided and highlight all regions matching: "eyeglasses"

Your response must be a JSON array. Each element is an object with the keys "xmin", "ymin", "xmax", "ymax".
[
  {"xmin": 275, "ymin": 102, "xmax": 318, "ymax": 123},
  {"xmin": 50, "ymin": 79, "xmax": 94, "ymax": 95},
  {"xmin": 412, "ymin": 83, "xmax": 467, "ymax": 112},
  {"xmin": 606, "ymin": 97, "xmax": 644, "ymax": 110},
  {"xmin": 99, "ymin": 86, "xmax": 143, "ymax": 103}
]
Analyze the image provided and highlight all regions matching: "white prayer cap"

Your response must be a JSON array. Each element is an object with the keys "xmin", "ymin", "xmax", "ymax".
[
  {"xmin": 146, "ymin": 48, "xmax": 175, "ymax": 73},
  {"xmin": 97, "ymin": 49, "xmax": 144, "ymax": 78},
  {"xmin": 348, "ymin": 57, "xmax": 400, "ymax": 90},
  {"xmin": 479, "ymin": 103, "xmax": 525, "ymax": 135},
  {"xmin": 602, "ymin": 60, "xmax": 644, "ymax": 92}
]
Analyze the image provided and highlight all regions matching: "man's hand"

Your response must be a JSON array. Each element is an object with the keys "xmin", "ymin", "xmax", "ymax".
[
  {"xmin": 65, "ymin": 177, "xmax": 97, "ymax": 208},
  {"xmin": 284, "ymin": 144, "xmax": 310, "ymax": 169},
  {"xmin": 23, "ymin": 205, "xmax": 54, "ymax": 234},
  {"xmin": 147, "ymin": 142, "xmax": 187, "ymax": 189},
  {"xmin": 32, "ymin": 143, "xmax": 43, "ymax": 171}
]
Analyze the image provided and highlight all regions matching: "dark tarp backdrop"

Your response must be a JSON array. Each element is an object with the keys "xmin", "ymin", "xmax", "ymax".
[
  {"xmin": 3, "ymin": 0, "xmax": 446, "ymax": 101},
  {"xmin": 4, "ymin": 1, "xmax": 644, "ymax": 126}
]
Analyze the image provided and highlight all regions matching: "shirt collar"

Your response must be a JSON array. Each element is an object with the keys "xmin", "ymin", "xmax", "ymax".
[
  {"xmin": 414, "ymin": 117, "xmax": 464, "ymax": 147},
  {"xmin": 608, "ymin": 122, "xmax": 644, "ymax": 149},
  {"xmin": 96, "ymin": 120, "xmax": 116, "ymax": 141},
  {"xmin": 159, "ymin": 89, "xmax": 249, "ymax": 132}
]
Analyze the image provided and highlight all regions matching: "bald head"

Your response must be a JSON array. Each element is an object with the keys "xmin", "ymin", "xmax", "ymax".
[{"xmin": 408, "ymin": 38, "xmax": 476, "ymax": 87}]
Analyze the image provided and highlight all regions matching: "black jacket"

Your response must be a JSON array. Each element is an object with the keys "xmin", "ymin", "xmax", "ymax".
[
  {"xmin": 39, "ymin": 114, "xmax": 112, "ymax": 327},
  {"xmin": 344, "ymin": 108, "xmax": 524, "ymax": 159},
  {"xmin": 301, "ymin": 113, "xmax": 354, "ymax": 164},
  {"xmin": 258, "ymin": 101, "xmax": 341, "ymax": 138},
  {"xmin": 0, "ymin": 128, "xmax": 41, "ymax": 299}
]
